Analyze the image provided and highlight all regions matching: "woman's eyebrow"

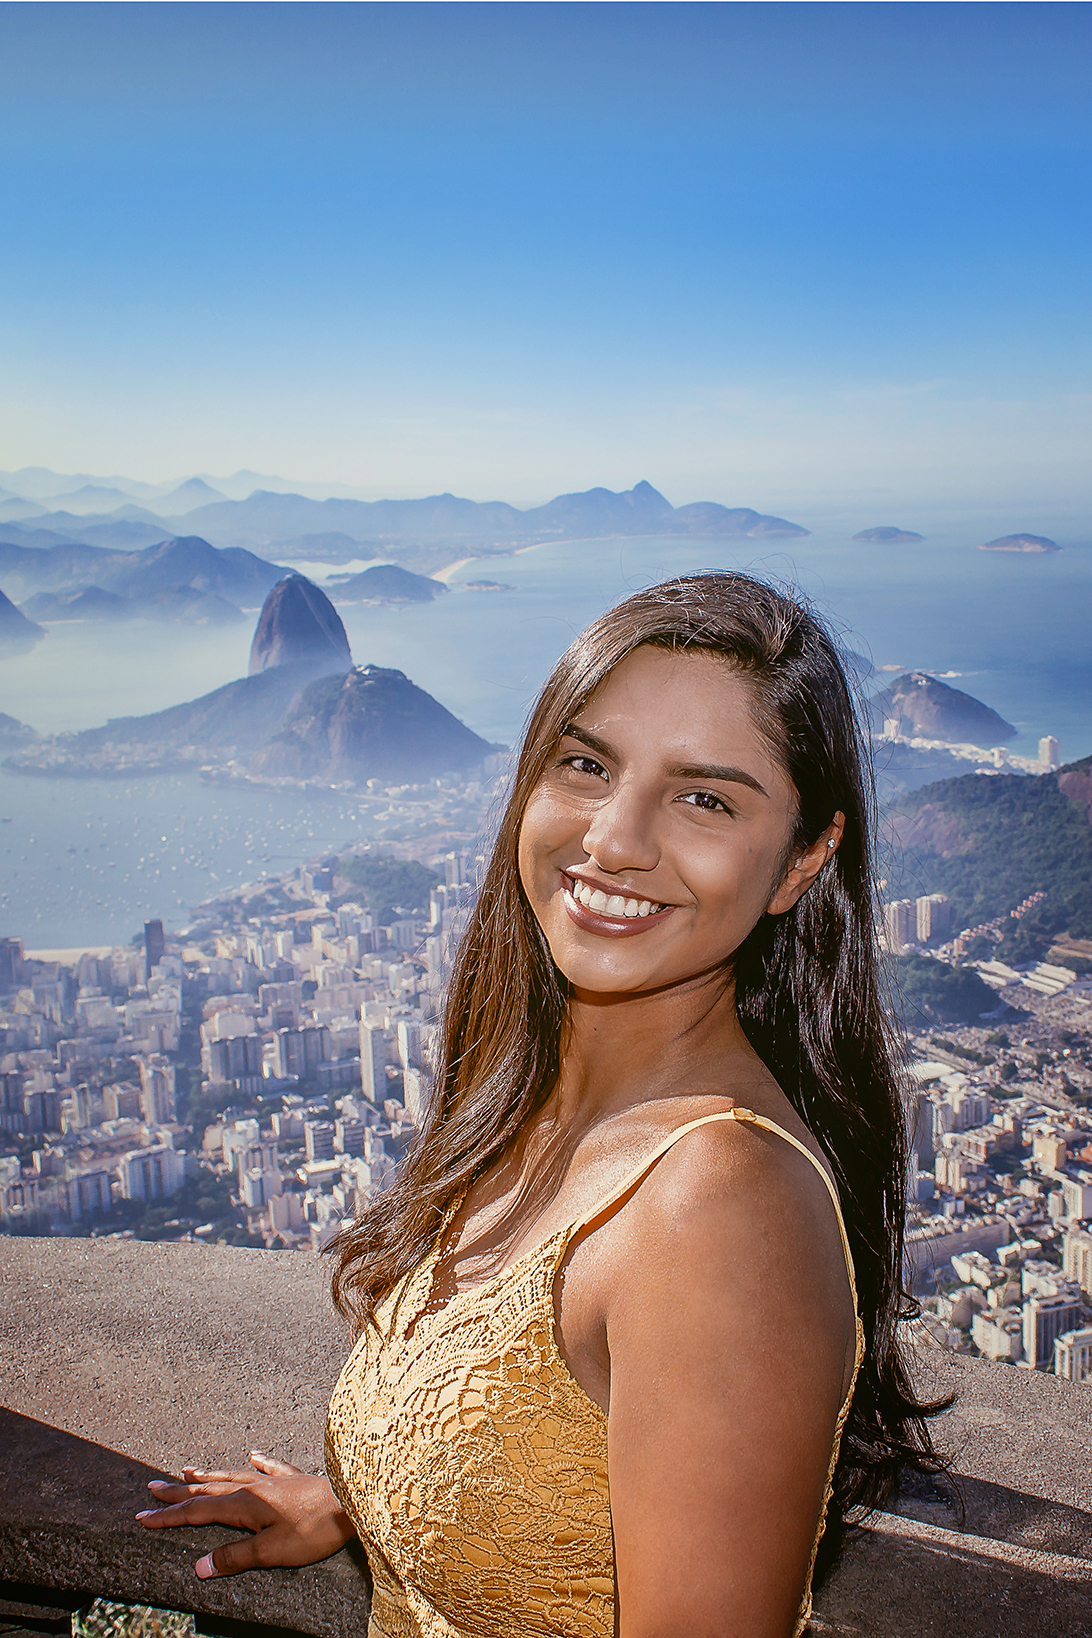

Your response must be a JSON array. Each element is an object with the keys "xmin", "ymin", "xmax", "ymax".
[
  {"xmin": 667, "ymin": 761, "xmax": 769, "ymax": 797},
  {"xmin": 561, "ymin": 723, "xmax": 615, "ymax": 759}
]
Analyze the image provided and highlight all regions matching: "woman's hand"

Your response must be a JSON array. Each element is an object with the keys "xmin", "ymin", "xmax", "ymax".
[{"xmin": 135, "ymin": 1451, "xmax": 356, "ymax": 1578}]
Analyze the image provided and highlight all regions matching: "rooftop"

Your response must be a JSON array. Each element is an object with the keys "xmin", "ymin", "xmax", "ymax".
[{"xmin": 2, "ymin": 1237, "xmax": 1090, "ymax": 1636}]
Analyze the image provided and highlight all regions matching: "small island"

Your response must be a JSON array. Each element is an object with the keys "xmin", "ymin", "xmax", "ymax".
[
  {"xmin": 979, "ymin": 533, "xmax": 1059, "ymax": 553},
  {"xmin": 852, "ymin": 526, "xmax": 924, "ymax": 544},
  {"xmin": 328, "ymin": 564, "xmax": 446, "ymax": 604},
  {"xmin": 464, "ymin": 580, "xmax": 514, "ymax": 592}
]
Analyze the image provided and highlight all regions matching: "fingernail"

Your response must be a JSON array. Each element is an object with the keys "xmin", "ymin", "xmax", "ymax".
[
  {"xmin": 135, "ymin": 1510, "xmax": 156, "ymax": 1520},
  {"xmin": 148, "ymin": 1480, "xmax": 168, "ymax": 1490},
  {"xmin": 195, "ymin": 1554, "xmax": 217, "ymax": 1580},
  {"xmin": 249, "ymin": 1448, "xmax": 267, "ymax": 1456}
]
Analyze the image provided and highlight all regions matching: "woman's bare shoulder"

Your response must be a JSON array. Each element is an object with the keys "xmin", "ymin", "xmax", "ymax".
[
  {"xmin": 607, "ymin": 1100, "xmax": 853, "ymax": 1316},
  {"xmin": 639, "ymin": 1101, "xmax": 831, "ymax": 1210}
]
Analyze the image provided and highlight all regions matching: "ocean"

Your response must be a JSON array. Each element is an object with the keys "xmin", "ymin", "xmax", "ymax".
[{"xmin": 2, "ymin": 526, "xmax": 1089, "ymax": 948}]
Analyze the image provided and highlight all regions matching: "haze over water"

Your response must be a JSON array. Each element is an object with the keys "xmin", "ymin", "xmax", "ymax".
[{"xmin": 2, "ymin": 526, "xmax": 1089, "ymax": 949}]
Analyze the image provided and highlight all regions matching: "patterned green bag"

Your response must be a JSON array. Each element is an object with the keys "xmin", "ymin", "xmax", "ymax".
[{"xmin": 71, "ymin": 1600, "xmax": 196, "ymax": 1637}]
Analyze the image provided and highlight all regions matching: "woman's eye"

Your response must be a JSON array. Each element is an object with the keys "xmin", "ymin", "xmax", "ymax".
[
  {"xmin": 679, "ymin": 790, "xmax": 731, "ymax": 814},
  {"xmin": 563, "ymin": 755, "xmax": 608, "ymax": 780}
]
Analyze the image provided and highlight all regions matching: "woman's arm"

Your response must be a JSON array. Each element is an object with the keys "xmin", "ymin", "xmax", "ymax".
[
  {"xmin": 136, "ymin": 1452, "xmax": 355, "ymax": 1577},
  {"xmin": 604, "ymin": 1120, "xmax": 856, "ymax": 1638}
]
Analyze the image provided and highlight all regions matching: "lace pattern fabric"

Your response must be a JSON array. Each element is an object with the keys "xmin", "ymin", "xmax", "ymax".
[{"xmin": 325, "ymin": 1108, "xmax": 865, "ymax": 1638}]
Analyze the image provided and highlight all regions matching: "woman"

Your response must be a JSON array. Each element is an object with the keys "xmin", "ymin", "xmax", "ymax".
[{"xmin": 139, "ymin": 573, "xmax": 944, "ymax": 1637}]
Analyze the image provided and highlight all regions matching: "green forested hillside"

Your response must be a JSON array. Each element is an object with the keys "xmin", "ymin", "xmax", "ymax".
[
  {"xmin": 886, "ymin": 756, "xmax": 1092, "ymax": 961},
  {"xmin": 895, "ymin": 952, "xmax": 1000, "ymax": 1025},
  {"xmin": 337, "ymin": 855, "xmax": 439, "ymax": 924}
]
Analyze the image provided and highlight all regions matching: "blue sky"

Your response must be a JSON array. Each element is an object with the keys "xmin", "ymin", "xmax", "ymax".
[{"xmin": 2, "ymin": 2, "xmax": 1090, "ymax": 513}]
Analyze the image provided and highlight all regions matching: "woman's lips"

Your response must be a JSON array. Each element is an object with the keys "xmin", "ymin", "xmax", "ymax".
[{"xmin": 561, "ymin": 874, "xmax": 676, "ymax": 938}]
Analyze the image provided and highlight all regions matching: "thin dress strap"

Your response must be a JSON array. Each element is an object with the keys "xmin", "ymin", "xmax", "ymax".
[{"xmin": 569, "ymin": 1107, "xmax": 859, "ymax": 1315}]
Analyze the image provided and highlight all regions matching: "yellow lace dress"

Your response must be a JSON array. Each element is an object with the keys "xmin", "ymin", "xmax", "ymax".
[{"xmin": 325, "ymin": 1108, "xmax": 865, "ymax": 1638}]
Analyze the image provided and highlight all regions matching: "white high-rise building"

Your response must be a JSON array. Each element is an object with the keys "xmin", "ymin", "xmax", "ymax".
[
  {"xmin": 67, "ymin": 1169, "xmax": 113, "ymax": 1219},
  {"xmin": 1061, "ymin": 1178, "xmax": 1092, "ymax": 1223},
  {"xmin": 360, "ymin": 1020, "xmax": 391, "ymax": 1104},
  {"xmin": 915, "ymin": 894, "xmax": 951, "ymax": 945},
  {"xmin": 947, "ymin": 1088, "xmax": 992, "ymax": 1132},
  {"xmin": 1039, "ymin": 736, "xmax": 1061, "ymax": 770},
  {"xmin": 397, "ymin": 1020, "xmax": 423, "ymax": 1072},
  {"xmin": 1054, "ymin": 1325, "xmax": 1092, "ymax": 1382},
  {"xmin": 241, "ymin": 1166, "xmax": 284, "ymax": 1210},
  {"xmin": 222, "ymin": 1119, "xmax": 260, "ymax": 1170},
  {"xmin": 883, "ymin": 900, "xmax": 915, "ymax": 950},
  {"xmin": 117, "ymin": 1143, "xmax": 184, "ymax": 1202},
  {"xmin": 444, "ymin": 851, "xmax": 468, "ymax": 888},
  {"xmin": 1023, "ymin": 1290, "xmax": 1084, "ymax": 1369},
  {"xmin": 305, "ymin": 1120, "xmax": 336, "ymax": 1161},
  {"xmin": 138, "ymin": 1054, "xmax": 177, "ymax": 1126},
  {"xmin": 402, "ymin": 1066, "xmax": 431, "ymax": 1126},
  {"xmin": 972, "ymin": 1307, "xmax": 1024, "ymax": 1362},
  {"xmin": 268, "ymin": 1191, "xmax": 305, "ymax": 1234},
  {"xmin": 236, "ymin": 1139, "xmax": 280, "ymax": 1179},
  {"xmin": 335, "ymin": 1118, "xmax": 366, "ymax": 1156},
  {"xmin": 1063, "ymin": 1227, "xmax": 1092, "ymax": 1297}
]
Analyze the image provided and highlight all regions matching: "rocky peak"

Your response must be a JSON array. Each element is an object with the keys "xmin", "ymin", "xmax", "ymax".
[
  {"xmin": 871, "ymin": 671, "xmax": 1016, "ymax": 745},
  {"xmin": 248, "ymin": 573, "xmax": 352, "ymax": 677}
]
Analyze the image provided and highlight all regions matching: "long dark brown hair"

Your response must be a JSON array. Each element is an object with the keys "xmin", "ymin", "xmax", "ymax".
[{"xmin": 328, "ymin": 570, "xmax": 946, "ymax": 1578}]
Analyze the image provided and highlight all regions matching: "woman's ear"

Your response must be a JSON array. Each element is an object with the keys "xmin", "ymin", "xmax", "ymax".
[{"xmin": 766, "ymin": 811, "xmax": 845, "ymax": 916}]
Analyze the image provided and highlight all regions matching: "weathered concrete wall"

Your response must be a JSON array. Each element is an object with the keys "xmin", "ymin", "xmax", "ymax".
[
  {"xmin": 0, "ymin": 1237, "xmax": 364, "ymax": 1637},
  {"xmin": 2, "ymin": 1237, "xmax": 1091, "ymax": 1636}
]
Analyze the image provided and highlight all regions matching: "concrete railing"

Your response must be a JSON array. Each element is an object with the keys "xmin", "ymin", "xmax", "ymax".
[{"xmin": 2, "ymin": 1237, "xmax": 1091, "ymax": 1636}]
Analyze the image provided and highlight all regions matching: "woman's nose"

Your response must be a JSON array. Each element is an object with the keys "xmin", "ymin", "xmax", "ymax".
[{"xmin": 581, "ymin": 780, "xmax": 660, "ymax": 875}]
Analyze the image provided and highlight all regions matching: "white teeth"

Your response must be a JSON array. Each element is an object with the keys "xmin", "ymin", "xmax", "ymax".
[{"xmin": 569, "ymin": 878, "xmax": 663, "ymax": 920}]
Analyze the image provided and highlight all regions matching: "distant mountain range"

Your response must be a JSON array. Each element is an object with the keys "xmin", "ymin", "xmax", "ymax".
[
  {"xmin": 0, "ymin": 475, "xmax": 809, "ymax": 563},
  {"xmin": 20, "ymin": 584, "xmax": 243, "ymax": 627},
  {"xmin": 0, "ymin": 535, "xmax": 460, "ymax": 636},
  {"xmin": 0, "ymin": 536, "xmax": 284, "ymax": 611},
  {"xmin": 0, "ymin": 466, "xmax": 367, "ymax": 505}
]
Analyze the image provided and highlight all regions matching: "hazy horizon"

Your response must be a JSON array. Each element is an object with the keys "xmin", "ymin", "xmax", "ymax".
[{"xmin": 3, "ymin": 463, "xmax": 1089, "ymax": 545}]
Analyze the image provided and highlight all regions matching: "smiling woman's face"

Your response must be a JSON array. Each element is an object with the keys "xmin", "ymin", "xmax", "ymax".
[{"xmin": 517, "ymin": 645, "xmax": 805, "ymax": 999}]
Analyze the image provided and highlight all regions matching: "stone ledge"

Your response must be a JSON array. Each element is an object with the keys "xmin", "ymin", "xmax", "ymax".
[
  {"xmin": 3, "ymin": 1236, "xmax": 1092, "ymax": 1636},
  {"xmin": 0, "ymin": 1237, "xmax": 365, "ymax": 1637},
  {"xmin": 815, "ymin": 1514, "xmax": 1092, "ymax": 1636},
  {"xmin": 0, "ymin": 1409, "xmax": 368, "ymax": 1638}
]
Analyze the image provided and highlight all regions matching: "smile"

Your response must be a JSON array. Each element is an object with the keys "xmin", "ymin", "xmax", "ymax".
[{"xmin": 561, "ymin": 873, "xmax": 675, "ymax": 936}]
